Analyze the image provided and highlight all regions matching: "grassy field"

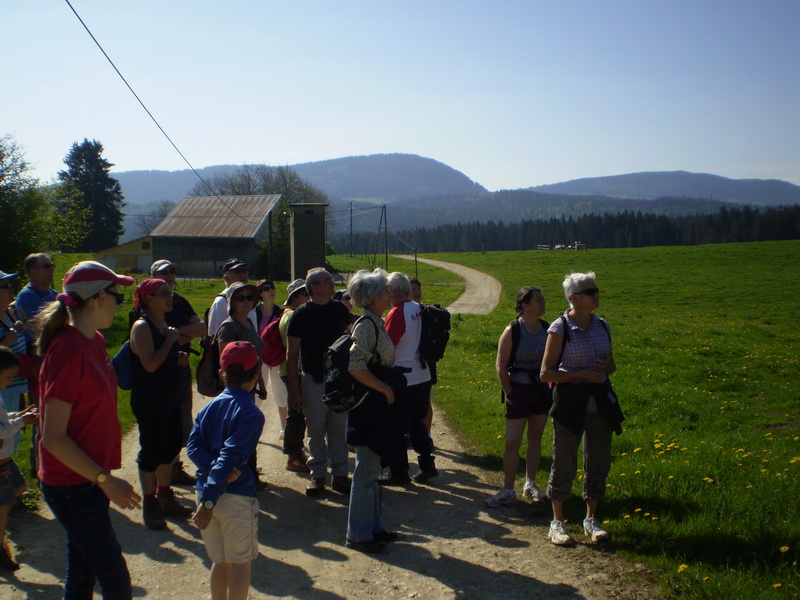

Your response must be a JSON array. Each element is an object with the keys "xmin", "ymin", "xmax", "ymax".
[
  {"xmin": 420, "ymin": 241, "xmax": 799, "ymax": 599},
  {"xmin": 12, "ymin": 243, "xmax": 798, "ymax": 597}
]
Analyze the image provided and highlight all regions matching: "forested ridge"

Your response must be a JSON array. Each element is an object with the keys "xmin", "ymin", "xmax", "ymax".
[{"xmin": 330, "ymin": 204, "xmax": 800, "ymax": 254}]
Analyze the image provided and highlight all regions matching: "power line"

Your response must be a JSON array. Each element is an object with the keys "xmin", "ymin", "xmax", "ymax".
[{"xmin": 63, "ymin": 0, "xmax": 259, "ymax": 225}]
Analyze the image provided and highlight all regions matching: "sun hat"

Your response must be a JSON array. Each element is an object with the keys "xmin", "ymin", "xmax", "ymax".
[
  {"xmin": 150, "ymin": 259, "xmax": 174, "ymax": 276},
  {"xmin": 220, "ymin": 341, "xmax": 259, "ymax": 371},
  {"xmin": 221, "ymin": 258, "xmax": 248, "ymax": 275},
  {"xmin": 134, "ymin": 278, "xmax": 169, "ymax": 311},
  {"xmin": 0, "ymin": 270, "xmax": 19, "ymax": 284},
  {"xmin": 58, "ymin": 261, "xmax": 133, "ymax": 307},
  {"xmin": 256, "ymin": 279, "xmax": 275, "ymax": 291},
  {"xmin": 284, "ymin": 279, "xmax": 307, "ymax": 305}
]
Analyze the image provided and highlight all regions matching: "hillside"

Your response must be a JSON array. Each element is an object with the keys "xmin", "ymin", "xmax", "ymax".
[{"xmin": 531, "ymin": 171, "xmax": 800, "ymax": 206}]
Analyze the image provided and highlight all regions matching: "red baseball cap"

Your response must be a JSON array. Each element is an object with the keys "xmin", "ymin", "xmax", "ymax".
[{"xmin": 220, "ymin": 341, "xmax": 259, "ymax": 371}]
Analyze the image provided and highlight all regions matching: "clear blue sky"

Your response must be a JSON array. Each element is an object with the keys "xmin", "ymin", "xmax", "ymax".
[{"xmin": 4, "ymin": 1, "xmax": 799, "ymax": 190}]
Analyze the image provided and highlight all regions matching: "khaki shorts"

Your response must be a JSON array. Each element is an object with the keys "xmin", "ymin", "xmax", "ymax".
[{"xmin": 197, "ymin": 492, "xmax": 259, "ymax": 564}]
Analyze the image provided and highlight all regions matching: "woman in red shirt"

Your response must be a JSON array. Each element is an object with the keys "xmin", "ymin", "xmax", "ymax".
[{"xmin": 35, "ymin": 261, "xmax": 141, "ymax": 600}]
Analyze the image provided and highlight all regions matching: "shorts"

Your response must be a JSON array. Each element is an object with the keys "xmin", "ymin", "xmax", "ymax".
[
  {"xmin": 504, "ymin": 382, "xmax": 552, "ymax": 419},
  {"xmin": 263, "ymin": 364, "xmax": 288, "ymax": 408},
  {"xmin": 197, "ymin": 492, "xmax": 259, "ymax": 564},
  {"xmin": 0, "ymin": 459, "xmax": 26, "ymax": 506}
]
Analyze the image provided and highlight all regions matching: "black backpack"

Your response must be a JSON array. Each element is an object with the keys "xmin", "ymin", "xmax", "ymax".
[
  {"xmin": 418, "ymin": 303, "xmax": 451, "ymax": 364},
  {"xmin": 322, "ymin": 316, "xmax": 379, "ymax": 414}
]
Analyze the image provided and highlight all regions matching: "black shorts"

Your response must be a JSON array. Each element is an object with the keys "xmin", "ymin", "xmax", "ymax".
[{"xmin": 504, "ymin": 382, "xmax": 552, "ymax": 419}]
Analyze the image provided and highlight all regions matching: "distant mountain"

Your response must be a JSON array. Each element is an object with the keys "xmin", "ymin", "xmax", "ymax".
[{"xmin": 531, "ymin": 171, "xmax": 800, "ymax": 206}]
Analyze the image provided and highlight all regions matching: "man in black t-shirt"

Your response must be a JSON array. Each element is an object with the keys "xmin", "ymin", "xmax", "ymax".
[{"xmin": 287, "ymin": 268, "xmax": 351, "ymax": 497}]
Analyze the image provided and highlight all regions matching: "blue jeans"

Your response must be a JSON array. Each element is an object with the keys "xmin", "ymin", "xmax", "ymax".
[
  {"xmin": 346, "ymin": 445, "xmax": 383, "ymax": 542},
  {"xmin": 41, "ymin": 482, "xmax": 132, "ymax": 600}
]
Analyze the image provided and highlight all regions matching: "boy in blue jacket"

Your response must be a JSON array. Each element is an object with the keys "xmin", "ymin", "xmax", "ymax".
[{"xmin": 188, "ymin": 341, "xmax": 265, "ymax": 600}]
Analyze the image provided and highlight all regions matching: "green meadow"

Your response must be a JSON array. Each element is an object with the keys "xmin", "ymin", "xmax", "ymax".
[{"xmin": 13, "ymin": 242, "xmax": 799, "ymax": 598}]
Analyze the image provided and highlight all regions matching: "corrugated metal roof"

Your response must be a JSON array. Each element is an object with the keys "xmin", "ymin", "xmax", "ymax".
[{"xmin": 151, "ymin": 195, "xmax": 281, "ymax": 239}]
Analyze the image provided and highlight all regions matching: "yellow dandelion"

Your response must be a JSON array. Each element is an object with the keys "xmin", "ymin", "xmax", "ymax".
[
  {"xmin": 773, "ymin": 583, "xmax": 782, "ymax": 589},
  {"xmin": 644, "ymin": 512, "xmax": 650, "ymax": 517},
  {"xmin": 634, "ymin": 448, "xmax": 642, "ymax": 453},
  {"xmin": 652, "ymin": 516, "xmax": 659, "ymax": 521},
  {"xmin": 780, "ymin": 546, "xmax": 789, "ymax": 553},
  {"xmin": 635, "ymin": 470, "xmax": 641, "ymax": 475},
  {"xmin": 668, "ymin": 475, "xmax": 674, "ymax": 480},
  {"xmin": 747, "ymin": 484, "xmax": 754, "ymax": 489},
  {"xmin": 703, "ymin": 577, "xmax": 710, "ymax": 582},
  {"xmin": 624, "ymin": 514, "xmax": 631, "ymax": 519},
  {"xmin": 634, "ymin": 508, "xmax": 642, "ymax": 513},
  {"xmin": 678, "ymin": 564, "xmax": 688, "ymax": 573}
]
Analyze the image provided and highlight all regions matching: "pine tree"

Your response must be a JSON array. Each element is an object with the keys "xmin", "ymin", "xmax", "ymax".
[{"xmin": 58, "ymin": 139, "xmax": 125, "ymax": 251}]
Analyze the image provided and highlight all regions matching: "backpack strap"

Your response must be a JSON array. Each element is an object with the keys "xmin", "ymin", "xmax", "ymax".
[{"xmin": 555, "ymin": 314, "xmax": 610, "ymax": 367}]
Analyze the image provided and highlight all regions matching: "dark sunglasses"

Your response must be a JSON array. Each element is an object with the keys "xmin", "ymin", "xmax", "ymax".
[
  {"xmin": 106, "ymin": 290, "xmax": 126, "ymax": 305},
  {"xmin": 0, "ymin": 284, "xmax": 11, "ymax": 290},
  {"xmin": 231, "ymin": 266, "xmax": 248, "ymax": 273},
  {"xmin": 259, "ymin": 285, "xmax": 275, "ymax": 291},
  {"xmin": 574, "ymin": 287, "xmax": 599, "ymax": 296},
  {"xmin": 157, "ymin": 268, "xmax": 177, "ymax": 275},
  {"xmin": 34, "ymin": 263, "xmax": 56, "ymax": 270},
  {"xmin": 233, "ymin": 294, "xmax": 255, "ymax": 302}
]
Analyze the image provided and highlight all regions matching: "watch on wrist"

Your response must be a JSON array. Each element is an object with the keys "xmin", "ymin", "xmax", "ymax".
[
  {"xmin": 203, "ymin": 500, "xmax": 215, "ymax": 510},
  {"xmin": 94, "ymin": 470, "xmax": 109, "ymax": 485}
]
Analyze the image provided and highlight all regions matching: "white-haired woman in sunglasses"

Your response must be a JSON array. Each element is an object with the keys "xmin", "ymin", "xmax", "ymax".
[{"xmin": 540, "ymin": 271, "xmax": 617, "ymax": 547}]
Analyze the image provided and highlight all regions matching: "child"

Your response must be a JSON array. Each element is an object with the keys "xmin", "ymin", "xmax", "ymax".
[
  {"xmin": 188, "ymin": 341, "xmax": 265, "ymax": 600},
  {"xmin": 0, "ymin": 346, "xmax": 38, "ymax": 571}
]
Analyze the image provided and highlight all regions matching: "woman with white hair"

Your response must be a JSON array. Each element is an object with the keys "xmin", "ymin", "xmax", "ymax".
[
  {"xmin": 540, "ymin": 271, "xmax": 617, "ymax": 546},
  {"xmin": 345, "ymin": 269, "xmax": 403, "ymax": 554}
]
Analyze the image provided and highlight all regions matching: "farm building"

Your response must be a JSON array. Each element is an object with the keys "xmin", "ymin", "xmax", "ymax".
[{"xmin": 93, "ymin": 236, "xmax": 154, "ymax": 273}]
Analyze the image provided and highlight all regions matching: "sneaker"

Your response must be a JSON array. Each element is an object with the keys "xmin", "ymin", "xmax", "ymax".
[
  {"xmin": 522, "ymin": 480, "xmax": 547, "ymax": 502},
  {"xmin": 0, "ymin": 543, "xmax": 20, "ymax": 571},
  {"xmin": 378, "ymin": 473, "xmax": 413, "ymax": 486},
  {"xmin": 279, "ymin": 428, "xmax": 285, "ymax": 440},
  {"xmin": 171, "ymin": 461, "xmax": 197, "ymax": 486},
  {"xmin": 331, "ymin": 475, "xmax": 352, "ymax": 494},
  {"xmin": 157, "ymin": 489, "xmax": 193, "ymax": 518},
  {"xmin": 412, "ymin": 468, "xmax": 439, "ymax": 484},
  {"xmin": 583, "ymin": 517, "xmax": 610, "ymax": 543},
  {"xmin": 484, "ymin": 487, "xmax": 517, "ymax": 507},
  {"xmin": 548, "ymin": 519, "xmax": 573, "ymax": 546},
  {"xmin": 143, "ymin": 496, "xmax": 168, "ymax": 530},
  {"xmin": 306, "ymin": 477, "xmax": 326, "ymax": 497},
  {"xmin": 345, "ymin": 538, "xmax": 385, "ymax": 554},
  {"xmin": 286, "ymin": 455, "xmax": 311, "ymax": 473}
]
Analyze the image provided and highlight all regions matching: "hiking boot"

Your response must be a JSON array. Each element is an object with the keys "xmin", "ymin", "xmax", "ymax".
[
  {"xmin": 345, "ymin": 538, "xmax": 385, "ymax": 554},
  {"xmin": 157, "ymin": 489, "xmax": 193, "ymax": 518},
  {"xmin": 484, "ymin": 487, "xmax": 516, "ymax": 508},
  {"xmin": 143, "ymin": 496, "xmax": 167, "ymax": 530},
  {"xmin": 254, "ymin": 477, "xmax": 269, "ymax": 491},
  {"xmin": 286, "ymin": 455, "xmax": 311, "ymax": 473},
  {"xmin": 0, "ymin": 543, "xmax": 20, "ymax": 571},
  {"xmin": 306, "ymin": 477, "xmax": 326, "ymax": 497},
  {"xmin": 373, "ymin": 529, "xmax": 400, "ymax": 543},
  {"xmin": 331, "ymin": 475, "xmax": 352, "ymax": 494},
  {"xmin": 412, "ymin": 467, "xmax": 439, "ymax": 484},
  {"xmin": 171, "ymin": 461, "xmax": 197, "ymax": 486},
  {"xmin": 522, "ymin": 480, "xmax": 547, "ymax": 502},
  {"xmin": 548, "ymin": 519, "xmax": 573, "ymax": 546},
  {"xmin": 583, "ymin": 517, "xmax": 610, "ymax": 543},
  {"xmin": 378, "ymin": 473, "xmax": 412, "ymax": 486}
]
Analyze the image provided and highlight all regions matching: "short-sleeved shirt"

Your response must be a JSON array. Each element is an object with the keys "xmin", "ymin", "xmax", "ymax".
[
  {"xmin": 38, "ymin": 326, "xmax": 122, "ymax": 485},
  {"xmin": 15, "ymin": 283, "xmax": 58, "ymax": 321},
  {"xmin": 350, "ymin": 310, "xmax": 395, "ymax": 371},
  {"xmin": 217, "ymin": 317, "xmax": 265, "ymax": 358},
  {"xmin": 384, "ymin": 300, "xmax": 430, "ymax": 386},
  {"xmin": 509, "ymin": 318, "xmax": 548, "ymax": 385},
  {"xmin": 547, "ymin": 311, "xmax": 611, "ymax": 384},
  {"xmin": 287, "ymin": 300, "xmax": 351, "ymax": 383}
]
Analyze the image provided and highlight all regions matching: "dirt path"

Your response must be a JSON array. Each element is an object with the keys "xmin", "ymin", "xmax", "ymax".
[
  {"xmin": 4, "ymin": 260, "xmax": 661, "ymax": 599},
  {"xmin": 394, "ymin": 255, "xmax": 502, "ymax": 315}
]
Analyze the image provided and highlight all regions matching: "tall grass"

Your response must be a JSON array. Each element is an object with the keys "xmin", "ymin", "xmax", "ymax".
[{"xmin": 422, "ymin": 241, "xmax": 799, "ymax": 599}]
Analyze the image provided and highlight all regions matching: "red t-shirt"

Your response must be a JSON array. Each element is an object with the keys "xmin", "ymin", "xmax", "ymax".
[{"xmin": 38, "ymin": 325, "xmax": 122, "ymax": 485}]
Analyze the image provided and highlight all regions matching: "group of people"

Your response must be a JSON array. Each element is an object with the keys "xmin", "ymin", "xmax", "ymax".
[
  {"xmin": 0, "ymin": 251, "xmax": 619, "ymax": 599},
  {"xmin": 489, "ymin": 272, "xmax": 619, "ymax": 547}
]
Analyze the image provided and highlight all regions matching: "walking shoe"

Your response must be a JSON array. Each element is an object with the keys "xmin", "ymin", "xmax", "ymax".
[
  {"xmin": 412, "ymin": 468, "xmax": 439, "ymax": 484},
  {"xmin": 0, "ymin": 543, "xmax": 20, "ymax": 571},
  {"xmin": 548, "ymin": 519, "xmax": 573, "ymax": 546},
  {"xmin": 378, "ymin": 473, "xmax": 412, "ymax": 486},
  {"xmin": 254, "ymin": 477, "xmax": 269, "ymax": 491},
  {"xmin": 286, "ymin": 454, "xmax": 311, "ymax": 473},
  {"xmin": 373, "ymin": 529, "xmax": 400, "ymax": 543},
  {"xmin": 583, "ymin": 517, "xmax": 610, "ymax": 543},
  {"xmin": 522, "ymin": 480, "xmax": 547, "ymax": 502},
  {"xmin": 331, "ymin": 475, "xmax": 352, "ymax": 494},
  {"xmin": 171, "ymin": 461, "xmax": 197, "ymax": 486},
  {"xmin": 279, "ymin": 428, "xmax": 285, "ymax": 440},
  {"xmin": 143, "ymin": 496, "xmax": 168, "ymax": 530},
  {"xmin": 305, "ymin": 477, "xmax": 326, "ymax": 497},
  {"xmin": 484, "ymin": 487, "xmax": 517, "ymax": 507},
  {"xmin": 157, "ymin": 489, "xmax": 193, "ymax": 518},
  {"xmin": 345, "ymin": 538, "xmax": 385, "ymax": 554}
]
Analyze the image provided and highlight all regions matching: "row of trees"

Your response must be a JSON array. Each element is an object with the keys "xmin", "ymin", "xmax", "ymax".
[
  {"xmin": 331, "ymin": 204, "xmax": 800, "ymax": 254},
  {"xmin": 1, "ymin": 134, "xmax": 126, "ymax": 270}
]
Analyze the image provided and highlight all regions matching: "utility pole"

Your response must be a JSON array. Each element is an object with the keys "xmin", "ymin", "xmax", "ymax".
[{"xmin": 383, "ymin": 205, "xmax": 388, "ymax": 271}]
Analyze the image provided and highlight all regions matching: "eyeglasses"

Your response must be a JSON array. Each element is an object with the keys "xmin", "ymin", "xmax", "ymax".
[
  {"xmin": 574, "ymin": 287, "xmax": 599, "ymax": 296},
  {"xmin": 150, "ymin": 291, "xmax": 172, "ymax": 297},
  {"xmin": 106, "ymin": 290, "xmax": 125, "ymax": 305},
  {"xmin": 233, "ymin": 294, "xmax": 255, "ymax": 302},
  {"xmin": 231, "ymin": 266, "xmax": 248, "ymax": 273},
  {"xmin": 157, "ymin": 268, "xmax": 177, "ymax": 275},
  {"xmin": 259, "ymin": 285, "xmax": 275, "ymax": 291}
]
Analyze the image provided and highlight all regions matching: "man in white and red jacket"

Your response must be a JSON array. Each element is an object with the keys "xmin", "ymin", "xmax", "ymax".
[{"xmin": 384, "ymin": 272, "xmax": 438, "ymax": 484}]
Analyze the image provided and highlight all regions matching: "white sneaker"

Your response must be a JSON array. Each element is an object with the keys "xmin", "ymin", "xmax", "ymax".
[
  {"xmin": 583, "ymin": 517, "xmax": 610, "ymax": 543},
  {"xmin": 548, "ymin": 519, "xmax": 572, "ymax": 546},
  {"xmin": 279, "ymin": 428, "xmax": 285, "ymax": 440},
  {"xmin": 522, "ymin": 480, "xmax": 547, "ymax": 501},
  {"xmin": 484, "ymin": 487, "xmax": 516, "ymax": 507}
]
